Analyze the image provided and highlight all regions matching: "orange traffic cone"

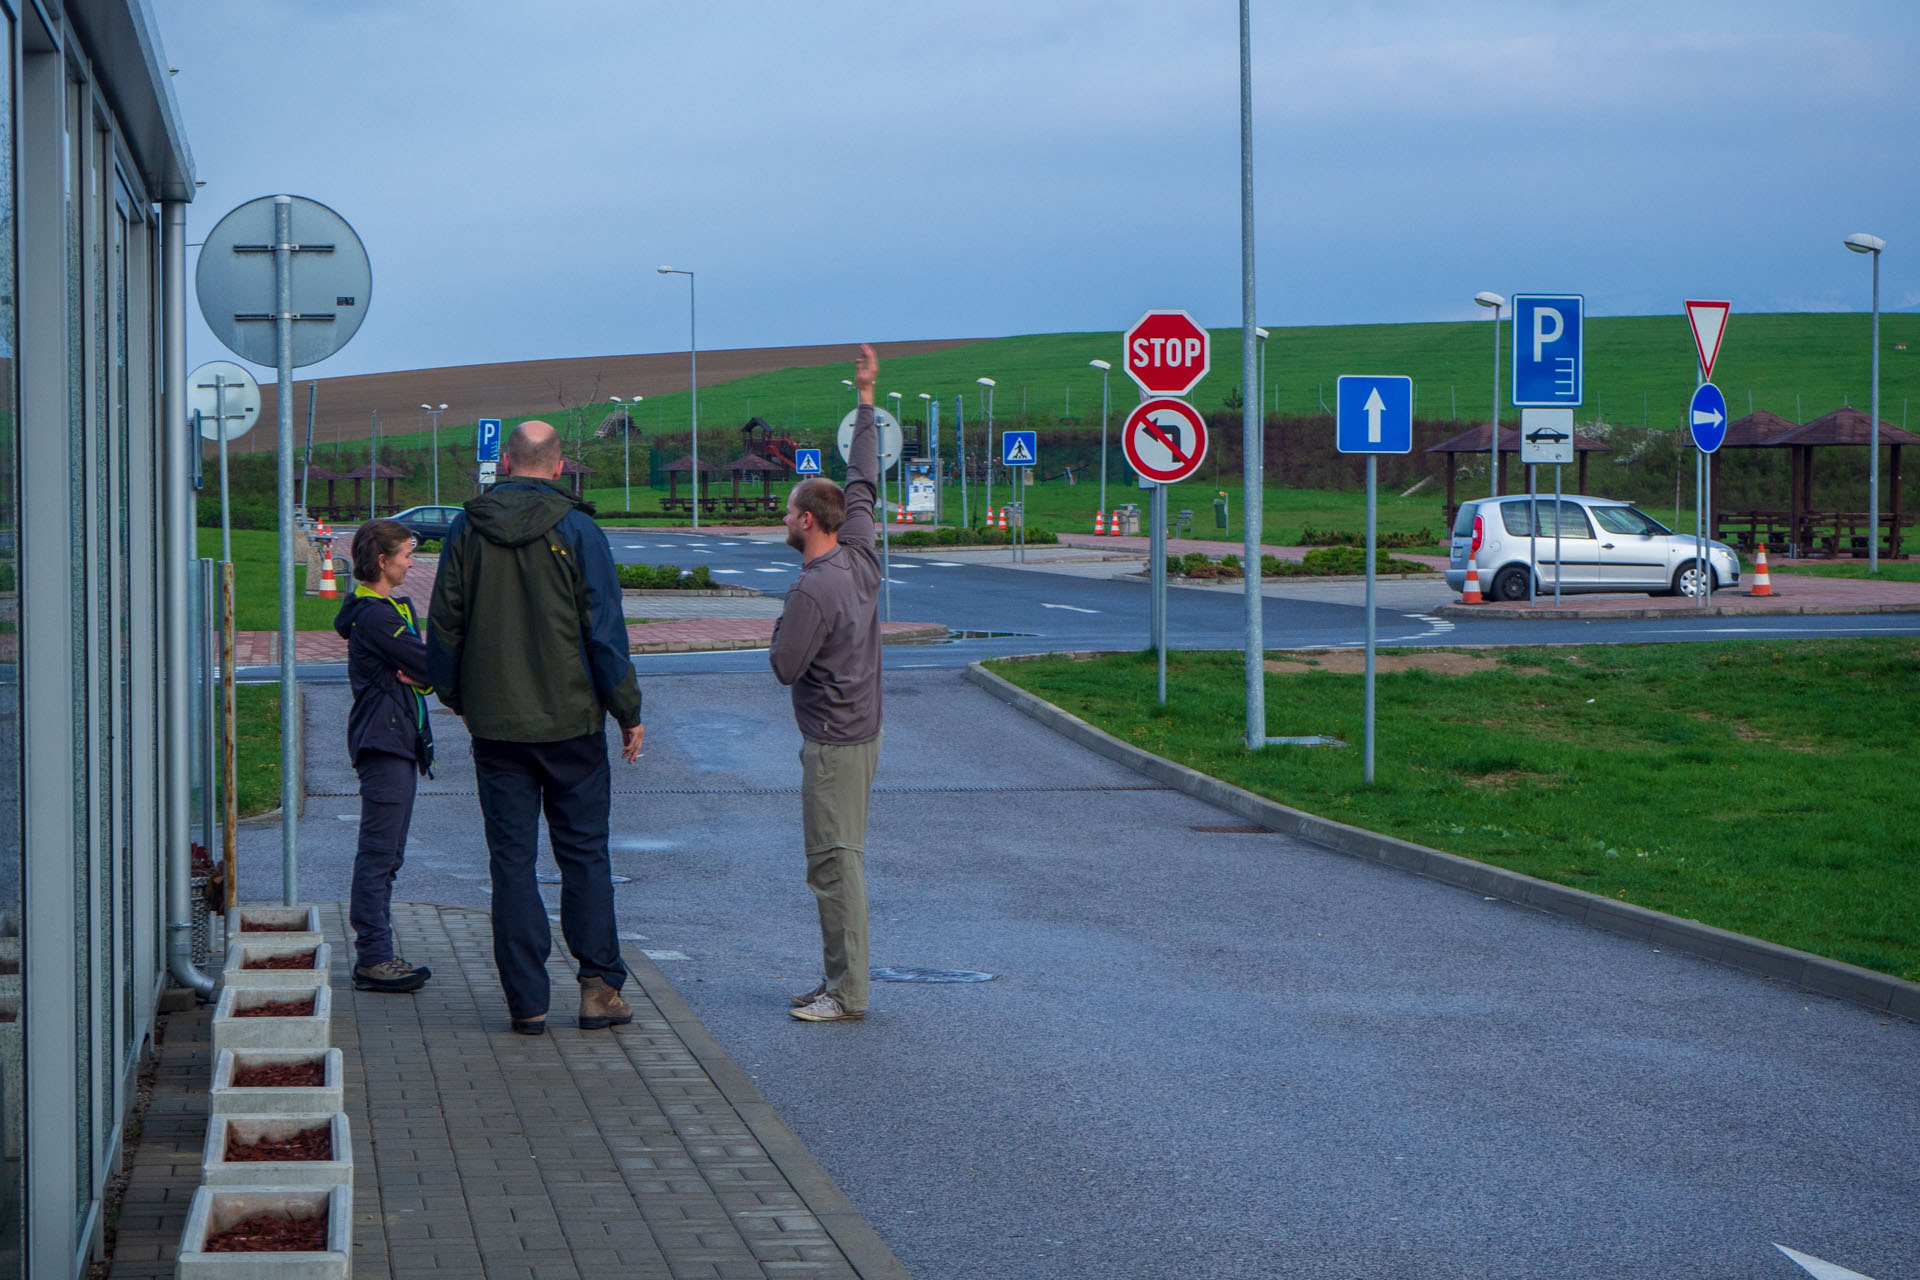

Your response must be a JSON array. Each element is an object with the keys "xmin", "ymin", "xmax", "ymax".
[
  {"xmin": 997, "ymin": 507, "xmax": 1008, "ymax": 530},
  {"xmin": 1110, "ymin": 510, "xmax": 1125, "ymax": 536},
  {"xmin": 317, "ymin": 544, "xmax": 338, "ymax": 599},
  {"xmin": 1748, "ymin": 543, "xmax": 1773, "ymax": 597},
  {"xmin": 1094, "ymin": 509, "xmax": 1106, "ymax": 535},
  {"xmin": 1460, "ymin": 564, "xmax": 1483, "ymax": 605}
]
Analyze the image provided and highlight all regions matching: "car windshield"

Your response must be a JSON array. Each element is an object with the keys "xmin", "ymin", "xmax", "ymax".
[{"xmin": 1591, "ymin": 505, "xmax": 1671, "ymax": 536}]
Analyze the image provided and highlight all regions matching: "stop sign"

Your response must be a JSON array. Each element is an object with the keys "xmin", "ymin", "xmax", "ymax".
[{"xmin": 1123, "ymin": 309, "xmax": 1211, "ymax": 397}]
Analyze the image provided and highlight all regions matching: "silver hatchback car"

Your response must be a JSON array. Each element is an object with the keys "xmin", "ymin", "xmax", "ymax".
[{"xmin": 1445, "ymin": 495, "xmax": 1740, "ymax": 601}]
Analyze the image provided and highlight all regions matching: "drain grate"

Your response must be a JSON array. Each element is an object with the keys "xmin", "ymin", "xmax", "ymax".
[
  {"xmin": 870, "ymin": 967, "xmax": 995, "ymax": 984},
  {"xmin": 1191, "ymin": 824, "xmax": 1269, "ymax": 834}
]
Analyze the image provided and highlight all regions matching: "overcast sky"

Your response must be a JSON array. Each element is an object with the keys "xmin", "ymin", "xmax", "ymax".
[{"xmin": 153, "ymin": 1, "xmax": 1920, "ymax": 381}]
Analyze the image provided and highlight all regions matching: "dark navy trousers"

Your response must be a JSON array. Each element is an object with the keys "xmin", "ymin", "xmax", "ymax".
[
  {"xmin": 350, "ymin": 750, "xmax": 419, "ymax": 966},
  {"xmin": 471, "ymin": 731, "xmax": 628, "ymax": 1019}
]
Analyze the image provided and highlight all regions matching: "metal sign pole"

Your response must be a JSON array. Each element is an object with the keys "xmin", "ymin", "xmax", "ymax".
[
  {"xmin": 1152, "ymin": 481, "xmax": 1168, "ymax": 706},
  {"xmin": 881, "ymin": 455, "xmax": 892, "ymax": 622},
  {"xmin": 1553, "ymin": 463, "xmax": 1563, "ymax": 607},
  {"xmin": 956, "ymin": 395, "xmax": 968, "ymax": 529},
  {"xmin": 273, "ymin": 196, "xmax": 298, "ymax": 906},
  {"xmin": 1528, "ymin": 463, "xmax": 1538, "ymax": 603},
  {"xmin": 221, "ymin": 561, "xmax": 238, "ymax": 911},
  {"xmin": 1696, "ymin": 360, "xmax": 1707, "ymax": 608},
  {"xmin": 215, "ymin": 377, "xmax": 233, "ymax": 564},
  {"xmin": 301, "ymin": 383, "xmax": 316, "ymax": 515},
  {"xmin": 1364, "ymin": 456, "xmax": 1377, "ymax": 783}
]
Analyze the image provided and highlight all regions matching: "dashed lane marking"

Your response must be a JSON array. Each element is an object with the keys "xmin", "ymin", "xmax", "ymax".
[
  {"xmin": 642, "ymin": 949, "xmax": 690, "ymax": 961},
  {"xmin": 752, "ymin": 568, "xmax": 787, "ymax": 574},
  {"xmin": 1775, "ymin": 1245, "xmax": 1879, "ymax": 1280},
  {"xmin": 710, "ymin": 568, "xmax": 744, "ymax": 574},
  {"xmin": 1041, "ymin": 603, "xmax": 1099, "ymax": 614}
]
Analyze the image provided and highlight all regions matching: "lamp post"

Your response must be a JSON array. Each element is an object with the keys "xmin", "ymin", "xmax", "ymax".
[
  {"xmin": 657, "ymin": 266, "xmax": 699, "ymax": 526},
  {"xmin": 1475, "ymin": 291, "xmax": 1506, "ymax": 499},
  {"xmin": 887, "ymin": 391, "xmax": 904, "ymax": 516},
  {"xmin": 420, "ymin": 403, "xmax": 447, "ymax": 504},
  {"xmin": 1089, "ymin": 359, "xmax": 1111, "ymax": 518},
  {"xmin": 610, "ymin": 395, "xmax": 642, "ymax": 512},
  {"xmin": 976, "ymin": 377, "xmax": 996, "ymax": 519},
  {"xmin": 1845, "ymin": 232, "xmax": 1886, "ymax": 572}
]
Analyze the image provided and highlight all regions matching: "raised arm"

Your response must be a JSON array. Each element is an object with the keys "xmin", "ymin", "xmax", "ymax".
[{"xmin": 840, "ymin": 343, "xmax": 879, "ymax": 549}]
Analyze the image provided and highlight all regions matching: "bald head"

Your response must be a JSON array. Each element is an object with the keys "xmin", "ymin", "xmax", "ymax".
[{"xmin": 505, "ymin": 420, "xmax": 563, "ymax": 479}]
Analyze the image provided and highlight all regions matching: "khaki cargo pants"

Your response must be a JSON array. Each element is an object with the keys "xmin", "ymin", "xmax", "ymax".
[{"xmin": 800, "ymin": 734, "xmax": 881, "ymax": 1014}]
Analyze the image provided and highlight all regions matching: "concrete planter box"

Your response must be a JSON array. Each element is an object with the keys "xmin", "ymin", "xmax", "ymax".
[
  {"xmin": 212, "ymin": 986, "xmax": 333, "ymax": 1056},
  {"xmin": 211, "ymin": 1050, "xmax": 344, "ymax": 1117},
  {"xmin": 222, "ymin": 942, "xmax": 332, "ymax": 991},
  {"xmin": 226, "ymin": 904, "xmax": 324, "ymax": 950},
  {"xmin": 203, "ymin": 1113, "xmax": 351, "ymax": 1190},
  {"xmin": 175, "ymin": 1184, "xmax": 351, "ymax": 1279}
]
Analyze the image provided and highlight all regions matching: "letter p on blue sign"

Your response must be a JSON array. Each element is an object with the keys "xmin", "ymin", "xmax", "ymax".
[{"xmin": 1510, "ymin": 294, "xmax": 1584, "ymax": 408}]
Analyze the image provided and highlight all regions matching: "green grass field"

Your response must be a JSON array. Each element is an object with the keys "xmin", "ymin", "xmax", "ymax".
[
  {"xmin": 1769, "ymin": 560, "xmax": 1920, "ymax": 581},
  {"xmin": 234, "ymin": 685, "xmax": 281, "ymax": 817},
  {"xmin": 196, "ymin": 529, "xmax": 342, "ymax": 631},
  {"xmin": 988, "ymin": 641, "xmax": 1920, "ymax": 983}
]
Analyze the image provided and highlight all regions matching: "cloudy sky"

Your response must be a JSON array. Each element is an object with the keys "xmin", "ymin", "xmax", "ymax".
[{"xmin": 153, "ymin": 1, "xmax": 1919, "ymax": 380}]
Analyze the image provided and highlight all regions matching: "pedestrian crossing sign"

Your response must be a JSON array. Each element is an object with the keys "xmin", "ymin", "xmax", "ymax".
[
  {"xmin": 1002, "ymin": 431, "xmax": 1037, "ymax": 467},
  {"xmin": 795, "ymin": 448, "xmax": 822, "ymax": 475}
]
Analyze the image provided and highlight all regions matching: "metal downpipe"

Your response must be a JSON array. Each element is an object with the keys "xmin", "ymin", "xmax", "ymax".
[{"xmin": 163, "ymin": 200, "xmax": 215, "ymax": 999}]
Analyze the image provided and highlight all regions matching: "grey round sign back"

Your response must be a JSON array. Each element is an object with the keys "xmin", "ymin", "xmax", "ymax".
[
  {"xmin": 188, "ymin": 360, "xmax": 262, "ymax": 442},
  {"xmin": 196, "ymin": 194, "xmax": 372, "ymax": 368},
  {"xmin": 837, "ymin": 407, "xmax": 903, "ymax": 471}
]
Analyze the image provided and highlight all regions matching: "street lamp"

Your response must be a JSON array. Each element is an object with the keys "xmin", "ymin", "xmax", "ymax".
[
  {"xmin": 610, "ymin": 395, "xmax": 642, "ymax": 512},
  {"xmin": 1845, "ymin": 233, "xmax": 1886, "ymax": 571},
  {"xmin": 658, "ymin": 266, "xmax": 698, "ymax": 526},
  {"xmin": 1089, "ymin": 359, "xmax": 1111, "ymax": 518},
  {"xmin": 1474, "ymin": 291, "xmax": 1506, "ymax": 499},
  {"xmin": 420, "ymin": 402, "xmax": 447, "ymax": 504},
  {"xmin": 976, "ymin": 377, "xmax": 996, "ymax": 518}
]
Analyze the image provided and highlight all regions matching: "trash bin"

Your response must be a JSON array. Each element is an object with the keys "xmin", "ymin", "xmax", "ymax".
[{"xmin": 1213, "ymin": 495, "xmax": 1228, "ymax": 530}]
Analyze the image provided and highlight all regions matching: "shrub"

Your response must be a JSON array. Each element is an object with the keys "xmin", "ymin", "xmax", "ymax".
[
  {"xmin": 1299, "ymin": 524, "xmax": 1438, "ymax": 549},
  {"xmin": 617, "ymin": 563, "xmax": 714, "ymax": 589}
]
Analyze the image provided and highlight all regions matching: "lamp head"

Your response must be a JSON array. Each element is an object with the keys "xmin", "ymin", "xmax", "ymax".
[
  {"xmin": 1844, "ymin": 233, "xmax": 1886, "ymax": 255},
  {"xmin": 1254, "ymin": 327, "xmax": 1269, "ymax": 340},
  {"xmin": 1474, "ymin": 291, "xmax": 1506, "ymax": 309},
  {"xmin": 841, "ymin": 379, "xmax": 853, "ymax": 388},
  {"xmin": 657, "ymin": 265, "xmax": 674, "ymax": 273},
  {"xmin": 419, "ymin": 403, "xmax": 432, "ymax": 410},
  {"xmin": 918, "ymin": 392, "xmax": 932, "ymax": 401},
  {"xmin": 1088, "ymin": 359, "xmax": 1111, "ymax": 371},
  {"xmin": 976, "ymin": 377, "xmax": 996, "ymax": 388},
  {"xmin": 438, "ymin": 403, "xmax": 447, "ymax": 410}
]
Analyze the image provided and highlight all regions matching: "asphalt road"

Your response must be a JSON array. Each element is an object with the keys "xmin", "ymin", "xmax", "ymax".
[{"xmin": 250, "ymin": 672, "xmax": 1919, "ymax": 1280}]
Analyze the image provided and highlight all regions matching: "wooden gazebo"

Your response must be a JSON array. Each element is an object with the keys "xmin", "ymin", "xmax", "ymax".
[
  {"xmin": 559, "ymin": 457, "xmax": 593, "ymax": 500},
  {"xmin": 342, "ymin": 460, "xmax": 409, "ymax": 514},
  {"xmin": 299, "ymin": 462, "xmax": 345, "ymax": 519},
  {"xmin": 1427, "ymin": 424, "xmax": 1612, "ymax": 528},
  {"xmin": 723, "ymin": 453, "xmax": 787, "ymax": 515},
  {"xmin": 1712, "ymin": 407, "xmax": 1919, "ymax": 558},
  {"xmin": 659, "ymin": 455, "xmax": 719, "ymax": 515}
]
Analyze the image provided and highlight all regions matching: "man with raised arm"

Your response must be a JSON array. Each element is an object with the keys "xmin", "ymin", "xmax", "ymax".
[
  {"xmin": 427, "ymin": 419, "xmax": 645, "ymax": 1037},
  {"xmin": 771, "ymin": 344, "xmax": 884, "ymax": 1023}
]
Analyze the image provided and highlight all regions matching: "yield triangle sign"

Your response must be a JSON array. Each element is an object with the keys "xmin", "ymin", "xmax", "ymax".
[{"xmin": 1685, "ymin": 299, "xmax": 1731, "ymax": 381}]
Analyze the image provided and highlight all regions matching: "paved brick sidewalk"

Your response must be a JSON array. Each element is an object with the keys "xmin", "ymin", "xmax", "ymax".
[
  {"xmin": 108, "ymin": 902, "xmax": 908, "ymax": 1280},
  {"xmin": 234, "ymin": 619, "xmax": 947, "ymax": 664}
]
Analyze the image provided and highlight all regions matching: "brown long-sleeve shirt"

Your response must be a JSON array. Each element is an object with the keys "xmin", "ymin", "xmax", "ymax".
[{"xmin": 769, "ymin": 404, "xmax": 882, "ymax": 744}]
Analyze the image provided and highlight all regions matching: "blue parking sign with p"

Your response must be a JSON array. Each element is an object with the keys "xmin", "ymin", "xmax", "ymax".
[
  {"xmin": 1511, "ymin": 294, "xmax": 1584, "ymax": 407},
  {"xmin": 476, "ymin": 417, "xmax": 502, "ymax": 463},
  {"xmin": 795, "ymin": 448, "xmax": 823, "ymax": 475}
]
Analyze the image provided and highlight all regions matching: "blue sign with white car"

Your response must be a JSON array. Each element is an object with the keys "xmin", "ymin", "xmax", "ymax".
[
  {"xmin": 1688, "ymin": 383, "xmax": 1728, "ymax": 454},
  {"xmin": 476, "ymin": 417, "xmax": 502, "ymax": 463},
  {"xmin": 794, "ymin": 447, "xmax": 823, "ymax": 475},
  {"xmin": 1334, "ymin": 375, "xmax": 1414, "ymax": 454},
  {"xmin": 1510, "ymin": 294, "xmax": 1584, "ymax": 407}
]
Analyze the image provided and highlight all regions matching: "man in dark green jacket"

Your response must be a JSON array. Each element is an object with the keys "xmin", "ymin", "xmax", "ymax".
[{"xmin": 428, "ymin": 420, "xmax": 644, "ymax": 1036}]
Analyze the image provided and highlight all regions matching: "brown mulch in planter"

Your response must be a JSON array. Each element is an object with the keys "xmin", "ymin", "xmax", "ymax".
[
  {"xmin": 234, "ymin": 997, "xmax": 315, "ymax": 1018},
  {"xmin": 203, "ymin": 1209, "xmax": 329, "ymax": 1252},
  {"xmin": 241, "ymin": 950, "xmax": 318, "ymax": 970},
  {"xmin": 231, "ymin": 1058, "xmax": 326, "ymax": 1088},
  {"xmin": 225, "ymin": 1124, "xmax": 331, "ymax": 1162},
  {"xmin": 239, "ymin": 920, "xmax": 308, "ymax": 932}
]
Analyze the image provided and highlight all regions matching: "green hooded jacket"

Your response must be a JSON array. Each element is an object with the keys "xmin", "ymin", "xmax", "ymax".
[{"xmin": 425, "ymin": 478, "xmax": 641, "ymax": 741}]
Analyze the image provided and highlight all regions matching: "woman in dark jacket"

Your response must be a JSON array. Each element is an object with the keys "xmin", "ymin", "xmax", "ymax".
[{"xmin": 335, "ymin": 518, "xmax": 436, "ymax": 993}]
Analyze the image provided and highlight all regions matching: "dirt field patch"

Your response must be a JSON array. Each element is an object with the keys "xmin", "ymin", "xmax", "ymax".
[{"xmin": 1262, "ymin": 650, "xmax": 1549, "ymax": 677}]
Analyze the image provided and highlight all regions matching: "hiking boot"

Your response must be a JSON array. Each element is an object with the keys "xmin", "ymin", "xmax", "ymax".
[
  {"xmin": 789, "ymin": 993, "xmax": 864, "ymax": 1023},
  {"xmin": 353, "ymin": 957, "xmax": 430, "ymax": 993},
  {"xmin": 787, "ymin": 980, "xmax": 826, "ymax": 1008},
  {"xmin": 578, "ymin": 976, "xmax": 633, "ymax": 1030}
]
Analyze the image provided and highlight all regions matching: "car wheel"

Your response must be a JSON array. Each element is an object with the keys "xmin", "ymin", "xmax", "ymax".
[
  {"xmin": 1491, "ymin": 565, "xmax": 1532, "ymax": 601},
  {"xmin": 1671, "ymin": 562, "xmax": 1716, "ymax": 598}
]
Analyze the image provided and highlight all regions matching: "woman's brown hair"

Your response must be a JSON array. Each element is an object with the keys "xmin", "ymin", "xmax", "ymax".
[{"xmin": 351, "ymin": 518, "xmax": 415, "ymax": 584}]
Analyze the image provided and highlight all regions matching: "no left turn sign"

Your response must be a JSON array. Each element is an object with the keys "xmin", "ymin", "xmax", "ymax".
[{"xmin": 1122, "ymin": 398, "xmax": 1210, "ymax": 484}]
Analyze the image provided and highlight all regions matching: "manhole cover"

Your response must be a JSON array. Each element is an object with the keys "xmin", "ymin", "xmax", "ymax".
[
  {"xmin": 537, "ymin": 873, "xmax": 632, "ymax": 885},
  {"xmin": 870, "ymin": 967, "xmax": 995, "ymax": 984}
]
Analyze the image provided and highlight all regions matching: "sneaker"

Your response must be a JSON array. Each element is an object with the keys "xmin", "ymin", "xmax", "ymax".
[
  {"xmin": 510, "ymin": 1014, "xmax": 547, "ymax": 1036},
  {"xmin": 787, "ymin": 980, "xmax": 826, "ymax": 1008},
  {"xmin": 789, "ymin": 993, "xmax": 864, "ymax": 1023},
  {"xmin": 353, "ymin": 957, "xmax": 430, "ymax": 993},
  {"xmin": 578, "ymin": 976, "xmax": 633, "ymax": 1030}
]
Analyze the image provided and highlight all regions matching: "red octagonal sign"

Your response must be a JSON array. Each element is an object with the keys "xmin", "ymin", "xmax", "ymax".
[{"xmin": 1124, "ymin": 309, "xmax": 1211, "ymax": 397}]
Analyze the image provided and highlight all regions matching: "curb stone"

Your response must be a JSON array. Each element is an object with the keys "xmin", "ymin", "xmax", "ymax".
[
  {"xmin": 1440, "ymin": 599, "xmax": 1920, "ymax": 619},
  {"xmin": 963, "ymin": 660, "xmax": 1919, "ymax": 1024}
]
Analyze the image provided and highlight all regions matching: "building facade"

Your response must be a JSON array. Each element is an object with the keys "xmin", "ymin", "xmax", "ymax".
[{"xmin": 0, "ymin": 0, "xmax": 197, "ymax": 1274}]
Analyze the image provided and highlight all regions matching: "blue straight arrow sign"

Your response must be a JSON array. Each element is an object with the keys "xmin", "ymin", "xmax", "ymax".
[{"xmin": 1335, "ymin": 376, "xmax": 1413, "ymax": 454}]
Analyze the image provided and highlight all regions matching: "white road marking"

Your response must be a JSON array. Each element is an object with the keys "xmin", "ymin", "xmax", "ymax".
[
  {"xmin": 926, "ymin": 562, "xmax": 965, "ymax": 567},
  {"xmin": 642, "ymin": 949, "xmax": 690, "ymax": 961},
  {"xmin": 710, "ymin": 568, "xmax": 744, "ymax": 575},
  {"xmin": 752, "ymin": 568, "xmax": 786, "ymax": 574},
  {"xmin": 1775, "ymin": 1245, "xmax": 1879, "ymax": 1280},
  {"xmin": 623, "ymin": 543, "xmax": 647, "ymax": 549},
  {"xmin": 618, "ymin": 930, "xmax": 649, "ymax": 941},
  {"xmin": 1041, "ymin": 603, "xmax": 1099, "ymax": 614}
]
